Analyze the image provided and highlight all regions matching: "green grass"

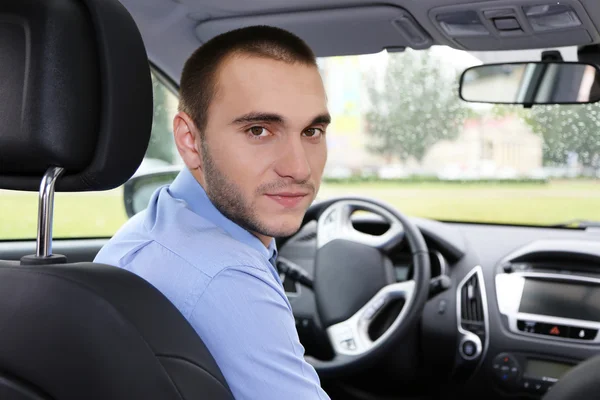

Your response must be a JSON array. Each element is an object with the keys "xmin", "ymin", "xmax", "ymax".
[
  {"xmin": 319, "ymin": 179, "xmax": 600, "ymax": 226},
  {"xmin": 0, "ymin": 188, "xmax": 127, "ymax": 240},
  {"xmin": 1, "ymin": 180, "xmax": 599, "ymax": 240}
]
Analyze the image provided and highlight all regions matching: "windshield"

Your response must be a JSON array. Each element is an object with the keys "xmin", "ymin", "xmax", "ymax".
[
  {"xmin": 1, "ymin": 48, "xmax": 599, "ymax": 241},
  {"xmin": 316, "ymin": 46, "xmax": 600, "ymax": 227}
]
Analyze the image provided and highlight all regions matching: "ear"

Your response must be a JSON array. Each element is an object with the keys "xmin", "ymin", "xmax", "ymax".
[{"xmin": 173, "ymin": 111, "xmax": 203, "ymax": 170}]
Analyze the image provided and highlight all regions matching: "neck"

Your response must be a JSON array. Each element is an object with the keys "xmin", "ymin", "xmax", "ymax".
[{"xmin": 253, "ymin": 232, "xmax": 273, "ymax": 248}]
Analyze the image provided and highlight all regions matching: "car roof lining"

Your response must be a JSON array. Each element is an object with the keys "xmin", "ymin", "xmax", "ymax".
[
  {"xmin": 120, "ymin": 0, "xmax": 600, "ymax": 83},
  {"xmin": 195, "ymin": 6, "xmax": 433, "ymax": 57}
]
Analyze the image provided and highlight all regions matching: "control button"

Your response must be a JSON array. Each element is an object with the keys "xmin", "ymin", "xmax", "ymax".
[
  {"xmin": 340, "ymin": 338, "xmax": 357, "ymax": 351},
  {"xmin": 524, "ymin": 379, "xmax": 548, "ymax": 393},
  {"xmin": 363, "ymin": 297, "xmax": 385, "ymax": 320},
  {"xmin": 568, "ymin": 327, "xmax": 598, "ymax": 340},
  {"xmin": 460, "ymin": 336, "xmax": 482, "ymax": 360},
  {"xmin": 523, "ymin": 378, "xmax": 546, "ymax": 393},
  {"xmin": 333, "ymin": 325, "xmax": 357, "ymax": 352},
  {"xmin": 333, "ymin": 326, "xmax": 355, "ymax": 352},
  {"xmin": 517, "ymin": 320, "xmax": 573, "ymax": 338},
  {"xmin": 462, "ymin": 340, "xmax": 477, "ymax": 357},
  {"xmin": 492, "ymin": 353, "xmax": 520, "ymax": 384},
  {"xmin": 517, "ymin": 319, "xmax": 537, "ymax": 333},
  {"xmin": 516, "ymin": 321, "xmax": 600, "ymax": 340},
  {"xmin": 548, "ymin": 325, "xmax": 563, "ymax": 336},
  {"xmin": 336, "ymin": 327, "xmax": 353, "ymax": 340},
  {"xmin": 499, "ymin": 365, "xmax": 511, "ymax": 382}
]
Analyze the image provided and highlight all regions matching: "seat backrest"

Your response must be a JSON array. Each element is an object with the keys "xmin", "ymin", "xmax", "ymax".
[
  {"xmin": 0, "ymin": 0, "xmax": 233, "ymax": 398},
  {"xmin": 0, "ymin": 262, "xmax": 234, "ymax": 400}
]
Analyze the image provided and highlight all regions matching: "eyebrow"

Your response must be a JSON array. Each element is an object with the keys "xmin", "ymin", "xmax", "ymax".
[
  {"xmin": 231, "ymin": 112, "xmax": 284, "ymax": 125},
  {"xmin": 311, "ymin": 113, "xmax": 332, "ymax": 125},
  {"xmin": 231, "ymin": 112, "xmax": 331, "ymax": 126}
]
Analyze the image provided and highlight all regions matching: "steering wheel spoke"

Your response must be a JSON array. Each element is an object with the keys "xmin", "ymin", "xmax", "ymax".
[
  {"xmin": 326, "ymin": 280, "xmax": 416, "ymax": 356},
  {"xmin": 317, "ymin": 200, "xmax": 405, "ymax": 251}
]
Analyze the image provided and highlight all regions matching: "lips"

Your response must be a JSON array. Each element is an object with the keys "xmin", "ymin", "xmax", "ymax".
[{"xmin": 265, "ymin": 192, "xmax": 309, "ymax": 208}]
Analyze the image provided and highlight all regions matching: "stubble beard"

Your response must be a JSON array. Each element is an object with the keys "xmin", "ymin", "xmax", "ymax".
[{"xmin": 200, "ymin": 141, "xmax": 313, "ymax": 238}]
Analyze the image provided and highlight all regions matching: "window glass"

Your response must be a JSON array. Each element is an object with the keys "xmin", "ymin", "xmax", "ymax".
[
  {"xmin": 3, "ymin": 47, "xmax": 600, "ymax": 241},
  {"xmin": 317, "ymin": 47, "xmax": 600, "ymax": 226}
]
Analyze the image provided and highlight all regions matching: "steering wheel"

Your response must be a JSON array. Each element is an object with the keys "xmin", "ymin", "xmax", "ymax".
[{"xmin": 301, "ymin": 197, "xmax": 431, "ymax": 376}]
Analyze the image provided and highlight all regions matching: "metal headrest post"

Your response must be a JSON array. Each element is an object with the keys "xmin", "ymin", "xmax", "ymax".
[
  {"xmin": 20, "ymin": 167, "xmax": 68, "ymax": 265},
  {"xmin": 37, "ymin": 167, "xmax": 64, "ymax": 257}
]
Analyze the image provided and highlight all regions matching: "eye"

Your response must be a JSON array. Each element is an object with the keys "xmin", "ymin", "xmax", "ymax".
[
  {"xmin": 303, "ymin": 128, "xmax": 323, "ymax": 138},
  {"xmin": 248, "ymin": 126, "xmax": 270, "ymax": 137}
]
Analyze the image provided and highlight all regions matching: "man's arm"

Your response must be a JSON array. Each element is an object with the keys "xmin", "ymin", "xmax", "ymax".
[{"xmin": 189, "ymin": 266, "xmax": 330, "ymax": 400}]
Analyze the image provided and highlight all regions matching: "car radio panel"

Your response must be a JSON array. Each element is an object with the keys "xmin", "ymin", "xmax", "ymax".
[
  {"xmin": 492, "ymin": 352, "xmax": 575, "ymax": 396},
  {"xmin": 496, "ymin": 270, "xmax": 600, "ymax": 344}
]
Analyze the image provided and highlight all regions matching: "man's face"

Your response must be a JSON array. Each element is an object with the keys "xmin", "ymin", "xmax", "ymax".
[{"xmin": 198, "ymin": 55, "xmax": 329, "ymax": 242}]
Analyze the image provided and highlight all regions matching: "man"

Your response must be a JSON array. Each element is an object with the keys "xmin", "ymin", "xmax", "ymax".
[{"xmin": 94, "ymin": 25, "xmax": 331, "ymax": 399}]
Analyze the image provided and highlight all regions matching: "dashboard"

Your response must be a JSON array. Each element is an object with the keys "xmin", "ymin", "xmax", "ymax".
[
  {"xmin": 277, "ymin": 215, "xmax": 600, "ymax": 399},
  {"xmin": 1, "ymin": 203, "xmax": 599, "ymax": 399}
]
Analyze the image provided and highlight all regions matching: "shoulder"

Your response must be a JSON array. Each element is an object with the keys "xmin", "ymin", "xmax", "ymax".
[
  {"xmin": 150, "ymin": 190, "xmax": 268, "ymax": 276},
  {"xmin": 96, "ymin": 185, "xmax": 269, "ymax": 277}
]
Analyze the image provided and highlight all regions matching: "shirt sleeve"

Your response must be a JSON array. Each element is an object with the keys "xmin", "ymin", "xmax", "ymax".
[{"xmin": 189, "ymin": 266, "xmax": 330, "ymax": 400}]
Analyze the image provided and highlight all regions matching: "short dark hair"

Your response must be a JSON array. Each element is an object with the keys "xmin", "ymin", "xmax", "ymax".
[{"xmin": 178, "ymin": 25, "xmax": 317, "ymax": 135}]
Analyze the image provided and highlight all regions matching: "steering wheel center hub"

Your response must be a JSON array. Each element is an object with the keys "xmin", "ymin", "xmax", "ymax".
[{"xmin": 314, "ymin": 239, "xmax": 392, "ymax": 328}]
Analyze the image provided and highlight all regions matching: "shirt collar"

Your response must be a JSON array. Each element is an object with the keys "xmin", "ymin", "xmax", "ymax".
[{"xmin": 168, "ymin": 167, "xmax": 277, "ymax": 262}]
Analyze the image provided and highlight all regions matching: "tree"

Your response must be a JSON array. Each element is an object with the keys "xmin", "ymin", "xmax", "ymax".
[
  {"xmin": 490, "ymin": 101, "xmax": 600, "ymax": 168},
  {"xmin": 145, "ymin": 73, "xmax": 178, "ymax": 164},
  {"xmin": 523, "ymin": 103, "xmax": 600, "ymax": 168},
  {"xmin": 365, "ymin": 49, "xmax": 471, "ymax": 163}
]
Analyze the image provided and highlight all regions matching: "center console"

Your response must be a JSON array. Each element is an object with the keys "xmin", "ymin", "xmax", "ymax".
[
  {"xmin": 491, "ymin": 240, "xmax": 600, "ymax": 396},
  {"xmin": 496, "ymin": 271, "xmax": 600, "ymax": 344}
]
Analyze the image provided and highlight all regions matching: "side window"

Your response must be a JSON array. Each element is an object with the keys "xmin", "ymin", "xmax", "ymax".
[
  {"xmin": 144, "ymin": 71, "xmax": 180, "ymax": 169},
  {"xmin": 0, "ymin": 68, "xmax": 180, "ymax": 241}
]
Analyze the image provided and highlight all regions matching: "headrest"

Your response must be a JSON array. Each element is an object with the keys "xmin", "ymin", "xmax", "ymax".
[{"xmin": 0, "ymin": 0, "xmax": 153, "ymax": 192}]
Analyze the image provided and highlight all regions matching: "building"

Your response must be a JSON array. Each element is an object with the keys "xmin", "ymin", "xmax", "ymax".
[{"xmin": 422, "ymin": 116, "xmax": 543, "ymax": 179}]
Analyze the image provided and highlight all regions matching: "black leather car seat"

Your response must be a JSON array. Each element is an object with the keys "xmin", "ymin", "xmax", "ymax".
[{"xmin": 0, "ymin": 0, "xmax": 233, "ymax": 399}]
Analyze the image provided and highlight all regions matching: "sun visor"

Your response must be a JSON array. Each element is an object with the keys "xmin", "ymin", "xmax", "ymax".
[
  {"xmin": 194, "ymin": 5, "xmax": 433, "ymax": 57},
  {"xmin": 429, "ymin": 0, "xmax": 600, "ymax": 51}
]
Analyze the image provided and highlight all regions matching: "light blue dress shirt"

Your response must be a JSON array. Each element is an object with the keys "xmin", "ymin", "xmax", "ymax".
[{"xmin": 94, "ymin": 167, "xmax": 329, "ymax": 400}]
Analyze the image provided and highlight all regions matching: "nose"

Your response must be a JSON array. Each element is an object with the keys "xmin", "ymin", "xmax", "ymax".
[{"xmin": 274, "ymin": 135, "xmax": 311, "ymax": 182}]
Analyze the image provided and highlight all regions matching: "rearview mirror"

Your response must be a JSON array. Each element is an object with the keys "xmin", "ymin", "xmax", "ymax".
[
  {"xmin": 459, "ymin": 62, "xmax": 600, "ymax": 105},
  {"xmin": 123, "ymin": 167, "xmax": 181, "ymax": 218}
]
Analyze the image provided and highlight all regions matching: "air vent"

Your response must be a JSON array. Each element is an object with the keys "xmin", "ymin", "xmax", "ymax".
[{"xmin": 460, "ymin": 271, "xmax": 486, "ymax": 338}]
